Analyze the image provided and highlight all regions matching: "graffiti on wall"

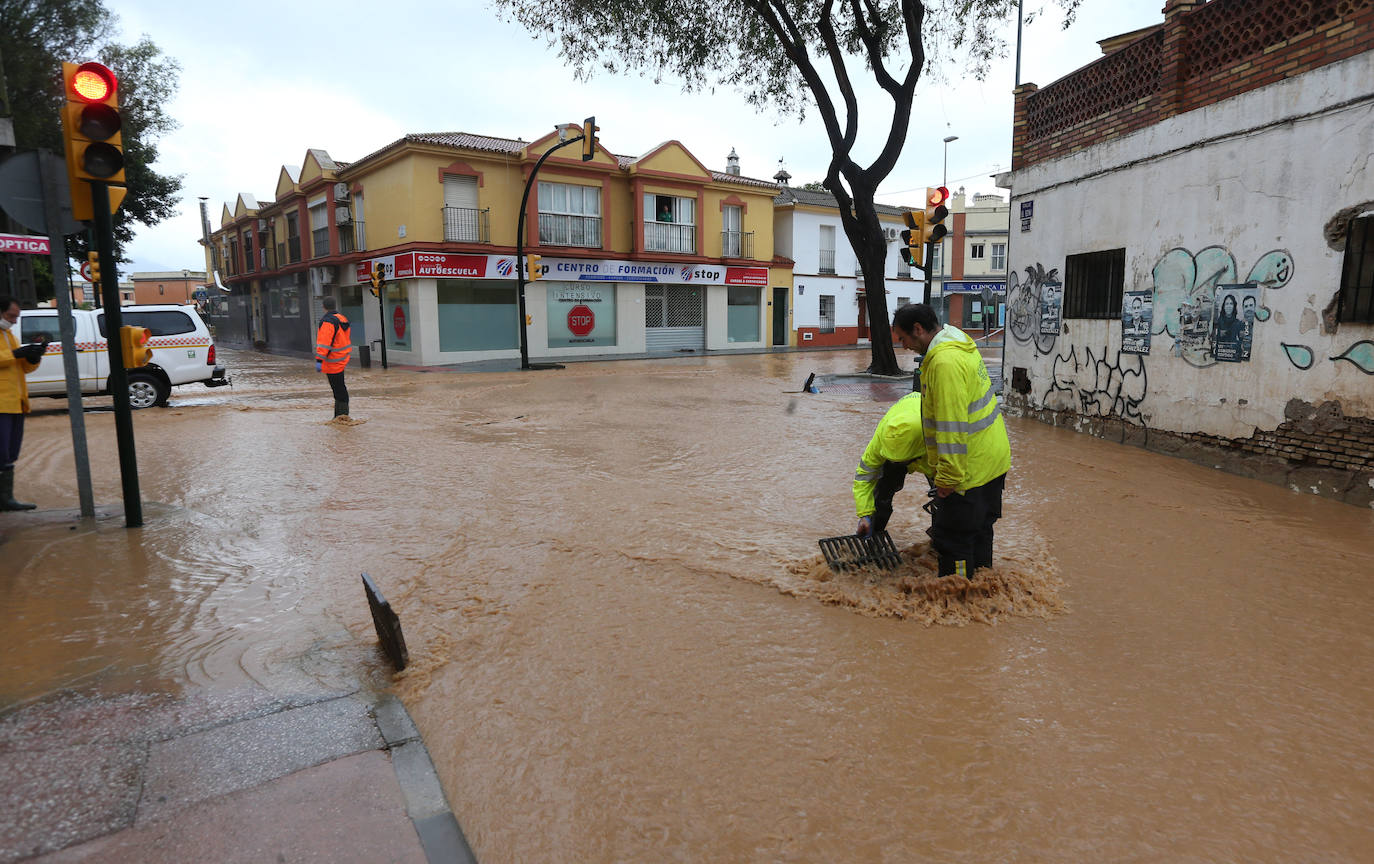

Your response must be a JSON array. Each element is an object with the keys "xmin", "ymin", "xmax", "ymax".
[
  {"xmin": 1042, "ymin": 344, "xmax": 1149, "ymax": 424},
  {"xmin": 1151, "ymin": 246, "xmax": 1292, "ymax": 368},
  {"xmin": 1008, "ymin": 263, "xmax": 1060, "ymax": 355},
  {"xmin": 1332, "ymin": 340, "xmax": 1374, "ymax": 374}
]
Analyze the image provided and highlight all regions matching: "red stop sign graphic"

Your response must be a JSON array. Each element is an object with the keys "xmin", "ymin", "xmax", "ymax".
[
  {"xmin": 567, "ymin": 304, "xmax": 595, "ymax": 337},
  {"xmin": 393, "ymin": 304, "xmax": 406, "ymax": 340}
]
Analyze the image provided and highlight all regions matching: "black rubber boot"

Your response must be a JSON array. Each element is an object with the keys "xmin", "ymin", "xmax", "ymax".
[
  {"xmin": 0, "ymin": 468, "xmax": 36, "ymax": 511},
  {"xmin": 333, "ymin": 399, "xmax": 349, "ymax": 418}
]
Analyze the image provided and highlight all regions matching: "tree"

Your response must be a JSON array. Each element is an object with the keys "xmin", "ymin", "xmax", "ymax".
[
  {"xmin": 495, "ymin": 0, "xmax": 1079, "ymax": 374},
  {"xmin": 0, "ymin": 0, "xmax": 183, "ymax": 298}
]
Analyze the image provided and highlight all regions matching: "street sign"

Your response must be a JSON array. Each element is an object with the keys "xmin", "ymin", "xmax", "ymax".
[
  {"xmin": 0, "ymin": 232, "xmax": 50, "ymax": 255},
  {"xmin": 392, "ymin": 304, "xmax": 406, "ymax": 340},
  {"xmin": 0, "ymin": 151, "xmax": 84, "ymax": 236},
  {"xmin": 79, "ymin": 259, "xmax": 92, "ymax": 281},
  {"xmin": 193, "ymin": 288, "xmax": 208, "ymax": 300},
  {"xmin": 567, "ymin": 304, "xmax": 595, "ymax": 337}
]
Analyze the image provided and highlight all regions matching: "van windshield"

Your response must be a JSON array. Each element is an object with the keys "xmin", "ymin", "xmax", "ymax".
[{"xmin": 96, "ymin": 310, "xmax": 196, "ymax": 337}]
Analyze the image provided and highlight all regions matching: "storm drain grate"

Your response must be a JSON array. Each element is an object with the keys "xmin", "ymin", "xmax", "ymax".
[{"xmin": 818, "ymin": 530, "xmax": 903, "ymax": 572}]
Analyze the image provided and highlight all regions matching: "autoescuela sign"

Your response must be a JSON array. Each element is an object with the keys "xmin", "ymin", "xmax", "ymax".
[{"xmin": 356, "ymin": 254, "xmax": 768, "ymax": 286}]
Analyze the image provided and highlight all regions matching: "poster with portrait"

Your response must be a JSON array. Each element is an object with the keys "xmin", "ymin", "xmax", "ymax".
[
  {"xmin": 1121, "ymin": 290, "xmax": 1153, "ymax": 355},
  {"xmin": 1174, "ymin": 291, "xmax": 1213, "ymax": 357},
  {"xmin": 1039, "ymin": 281, "xmax": 1063, "ymax": 335},
  {"xmin": 1211, "ymin": 283, "xmax": 1259, "ymax": 362}
]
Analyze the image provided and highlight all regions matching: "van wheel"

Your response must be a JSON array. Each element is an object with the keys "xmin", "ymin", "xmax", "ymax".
[{"xmin": 128, "ymin": 373, "xmax": 169, "ymax": 409}]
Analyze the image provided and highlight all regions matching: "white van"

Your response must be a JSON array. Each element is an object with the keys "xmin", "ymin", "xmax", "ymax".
[{"xmin": 19, "ymin": 305, "xmax": 231, "ymax": 409}]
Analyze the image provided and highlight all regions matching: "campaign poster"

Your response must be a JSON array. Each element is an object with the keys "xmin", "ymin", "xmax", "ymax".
[
  {"xmin": 1039, "ymin": 281, "xmax": 1063, "ymax": 336},
  {"xmin": 1211, "ymin": 283, "xmax": 1259, "ymax": 363},
  {"xmin": 1121, "ymin": 290, "xmax": 1153, "ymax": 355},
  {"xmin": 1175, "ymin": 291, "xmax": 1213, "ymax": 358}
]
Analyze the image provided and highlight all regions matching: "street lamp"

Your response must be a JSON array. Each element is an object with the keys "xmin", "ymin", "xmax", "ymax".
[{"xmin": 942, "ymin": 135, "xmax": 958, "ymax": 189}]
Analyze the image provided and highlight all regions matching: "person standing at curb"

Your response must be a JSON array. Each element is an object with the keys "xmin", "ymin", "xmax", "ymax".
[
  {"xmin": 891, "ymin": 303, "xmax": 1010, "ymax": 579},
  {"xmin": 315, "ymin": 296, "xmax": 354, "ymax": 422},
  {"xmin": 1, "ymin": 296, "xmax": 49, "ymax": 511}
]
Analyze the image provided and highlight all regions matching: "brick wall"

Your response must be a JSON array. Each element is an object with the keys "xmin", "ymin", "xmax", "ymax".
[{"xmin": 1013, "ymin": 0, "xmax": 1374, "ymax": 171}]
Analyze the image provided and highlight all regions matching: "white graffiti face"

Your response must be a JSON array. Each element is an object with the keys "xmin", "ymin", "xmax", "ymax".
[{"xmin": 1008, "ymin": 263, "xmax": 1060, "ymax": 355}]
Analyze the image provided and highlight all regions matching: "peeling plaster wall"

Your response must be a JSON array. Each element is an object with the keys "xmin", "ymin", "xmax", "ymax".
[{"xmin": 1005, "ymin": 51, "xmax": 1374, "ymax": 446}]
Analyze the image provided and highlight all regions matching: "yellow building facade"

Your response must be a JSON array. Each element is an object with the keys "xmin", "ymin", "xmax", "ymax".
[{"xmin": 203, "ymin": 130, "xmax": 790, "ymax": 363}]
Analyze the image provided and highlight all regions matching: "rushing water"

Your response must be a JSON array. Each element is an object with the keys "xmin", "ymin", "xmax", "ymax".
[{"xmin": 3, "ymin": 347, "xmax": 1373, "ymax": 862}]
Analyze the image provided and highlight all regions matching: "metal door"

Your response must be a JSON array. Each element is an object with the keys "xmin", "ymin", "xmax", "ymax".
[
  {"xmin": 644, "ymin": 285, "xmax": 705, "ymax": 352},
  {"xmin": 772, "ymin": 287, "xmax": 787, "ymax": 345}
]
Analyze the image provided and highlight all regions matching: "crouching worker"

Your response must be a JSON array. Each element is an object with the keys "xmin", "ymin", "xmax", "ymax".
[{"xmin": 854, "ymin": 391, "xmax": 933, "ymax": 538}]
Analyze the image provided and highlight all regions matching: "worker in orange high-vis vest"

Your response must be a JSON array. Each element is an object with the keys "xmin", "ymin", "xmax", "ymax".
[{"xmin": 314, "ymin": 296, "xmax": 353, "ymax": 420}]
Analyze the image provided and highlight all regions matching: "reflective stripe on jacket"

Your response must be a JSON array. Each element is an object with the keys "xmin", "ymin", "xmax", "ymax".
[
  {"xmin": 315, "ymin": 312, "xmax": 352, "ymax": 373},
  {"xmin": 853, "ymin": 391, "xmax": 932, "ymax": 517},
  {"xmin": 1, "ymin": 329, "xmax": 40, "ymax": 414},
  {"xmin": 920, "ymin": 324, "xmax": 1010, "ymax": 492}
]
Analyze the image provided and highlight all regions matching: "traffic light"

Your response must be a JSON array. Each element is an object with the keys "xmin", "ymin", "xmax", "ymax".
[
  {"xmin": 899, "ymin": 210, "xmax": 926, "ymax": 268},
  {"xmin": 369, "ymin": 263, "xmax": 386, "ymax": 297},
  {"xmin": 526, "ymin": 253, "xmax": 544, "ymax": 281},
  {"xmin": 60, "ymin": 61, "xmax": 127, "ymax": 221},
  {"xmin": 88, "ymin": 251, "xmax": 101, "ymax": 284},
  {"xmin": 119, "ymin": 325, "xmax": 153, "ymax": 368},
  {"xmin": 581, "ymin": 116, "xmax": 599, "ymax": 162},
  {"xmin": 922, "ymin": 186, "xmax": 951, "ymax": 244}
]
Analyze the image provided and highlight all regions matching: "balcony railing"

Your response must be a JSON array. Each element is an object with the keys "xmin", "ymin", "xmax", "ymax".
[
  {"xmin": 261, "ymin": 246, "xmax": 276, "ymax": 271},
  {"xmin": 353, "ymin": 219, "xmax": 366, "ymax": 252},
  {"xmin": 287, "ymin": 236, "xmax": 301, "ymax": 264},
  {"xmin": 443, "ymin": 207, "xmax": 490, "ymax": 243},
  {"xmin": 539, "ymin": 213, "xmax": 602, "ymax": 248},
  {"xmin": 644, "ymin": 221, "xmax": 695, "ymax": 254},
  {"xmin": 338, "ymin": 224, "xmax": 355, "ymax": 255},
  {"xmin": 243, "ymin": 246, "xmax": 255, "ymax": 272},
  {"xmin": 819, "ymin": 249, "xmax": 836, "ymax": 274},
  {"xmin": 312, "ymin": 228, "xmax": 329, "ymax": 258},
  {"xmin": 721, "ymin": 230, "xmax": 753, "ymax": 259}
]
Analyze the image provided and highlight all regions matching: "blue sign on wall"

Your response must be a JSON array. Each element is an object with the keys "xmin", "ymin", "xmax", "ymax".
[{"xmin": 942, "ymin": 281, "xmax": 1006, "ymax": 294}]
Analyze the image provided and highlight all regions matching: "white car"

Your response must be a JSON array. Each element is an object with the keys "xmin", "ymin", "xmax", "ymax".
[{"xmin": 19, "ymin": 305, "xmax": 231, "ymax": 409}]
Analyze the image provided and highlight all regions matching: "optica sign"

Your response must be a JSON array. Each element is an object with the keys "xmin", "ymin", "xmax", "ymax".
[{"xmin": 0, "ymin": 233, "xmax": 50, "ymax": 255}]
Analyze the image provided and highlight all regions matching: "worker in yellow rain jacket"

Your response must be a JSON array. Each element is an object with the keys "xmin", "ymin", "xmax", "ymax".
[
  {"xmin": 314, "ymin": 296, "xmax": 354, "ymax": 420},
  {"xmin": 892, "ymin": 303, "xmax": 1010, "ymax": 579},
  {"xmin": 853, "ymin": 391, "xmax": 933, "ymax": 538},
  {"xmin": 1, "ymin": 295, "xmax": 48, "ymax": 510}
]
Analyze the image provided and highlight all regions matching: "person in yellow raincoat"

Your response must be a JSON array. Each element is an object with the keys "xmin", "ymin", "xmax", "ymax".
[
  {"xmin": 853, "ymin": 390, "xmax": 933, "ymax": 538},
  {"xmin": 891, "ymin": 303, "xmax": 1011, "ymax": 579},
  {"xmin": 1, "ymin": 296, "xmax": 49, "ymax": 511}
]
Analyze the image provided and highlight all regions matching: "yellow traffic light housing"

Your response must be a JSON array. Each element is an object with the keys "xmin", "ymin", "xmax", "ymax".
[
  {"xmin": 369, "ymin": 263, "xmax": 387, "ymax": 297},
  {"xmin": 923, "ymin": 186, "xmax": 951, "ymax": 244},
  {"xmin": 526, "ymin": 253, "xmax": 544, "ymax": 281},
  {"xmin": 899, "ymin": 210, "xmax": 925, "ymax": 268},
  {"xmin": 60, "ymin": 61, "xmax": 127, "ymax": 221},
  {"xmin": 581, "ymin": 116, "xmax": 599, "ymax": 162},
  {"xmin": 88, "ymin": 251, "xmax": 101, "ymax": 284},
  {"xmin": 119, "ymin": 325, "xmax": 153, "ymax": 368}
]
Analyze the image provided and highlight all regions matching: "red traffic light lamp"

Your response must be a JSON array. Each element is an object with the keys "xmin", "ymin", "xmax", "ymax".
[{"xmin": 923, "ymin": 186, "xmax": 950, "ymax": 244}]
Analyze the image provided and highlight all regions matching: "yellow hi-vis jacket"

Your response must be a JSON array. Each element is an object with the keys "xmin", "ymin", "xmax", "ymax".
[
  {"xmin": 1, "ymin": 329, "xmax": 41, "ymax": 414},
  {"xmin": 920, "ymin": 324, "xmax": 1010, "ymax": 492},
  {"xmin": 853, "ymin": 391, "xmax": 932, "ymax": 518}
]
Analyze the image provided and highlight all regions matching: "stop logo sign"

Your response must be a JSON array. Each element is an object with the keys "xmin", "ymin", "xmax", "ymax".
[
  {"xmin": 393, "ymin": 304, "xmax": 406, "ymax": 340},
  {"xmin": 567, "ymin": 304, "xmax": 595, "ymax": 337}
]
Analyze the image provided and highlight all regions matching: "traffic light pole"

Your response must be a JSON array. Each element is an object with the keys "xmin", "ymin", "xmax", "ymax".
[
  {"xmin": 90, "ymin": 180, "xmax": 142, "ymax": 527},
  {"xmin": 515, "ymin": 135, "xmax": 581, "ymax": 370},
  {"xmin": 376, "ymin": 283, "xmax": 388, "ymax": 369}
]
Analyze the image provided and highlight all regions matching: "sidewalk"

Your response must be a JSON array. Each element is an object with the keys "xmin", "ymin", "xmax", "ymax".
[{"xmin": 0, "ymin": 687, "xmax": 475, "ymax": 863}]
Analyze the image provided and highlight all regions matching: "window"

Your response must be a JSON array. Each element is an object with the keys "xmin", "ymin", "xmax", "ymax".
[
  {"xmin": 897, "ymin": 296, "xmax": 910, "ymax": 309},
  {"xmin": 21, "ymin": 313, "xmax": 58, "ymax": 342},
  {"xmin": 120, "ymin": 310, "xmax": 196, "ymax": 335},
  {"xmin": 1339, "ymin": 216, "xmax": 1374, "ymax": 323},
  {"xmin": 722, "ymin": 204, "xmax": 744, "ymax": 258},
  {"xmin": 727, "ymin": 286, "xmax": 760, "ymax": 342},
  {"xmin": 539, "ymin": 182, "xmax": 602, "ymax": 247},
  {"xmin": 819, "ymin": 225, "xmax": 836, "ymax": 274},
  {"xmin": 437, "ymin": 280, "xmax": 519, "ymax": 351},
  {"xmin": 443, "ymin": 176, "xmax": 482, "ymax": 243},
  {"xmin": 818, "ymin": 294, "xmax": 835, "ymax": 333},
  {"xmin": 644, "ymin": 194, "xmax": 695, "ymax": 253},
  {"xmin": 353, "ymin": 194, "xmax": 366, "ymax": 251},
  {"xmin": 931, "ymin": 242, "xmax": 943, "ymax": 275},
  {"xmin": 991, "ymin": 243, "xmax": 1006, "ymax": 271},
  {"xmin": 970, "ymin": 243, "xmax": 986, "ymax": 260},
  {"xmin": 227, "ymin": 236, "xmax": 239, "ymax": 276},
  {"xmin": 1064, "ymin": 248, "xmax": 1126, "ymax": 319},
  {"xmin": 286, "ymin": 212, "xmax": 301, "ymax": 263},
  {"xmin": 309, "ymin": 200, "xmax": 329, "ymax": 257}
]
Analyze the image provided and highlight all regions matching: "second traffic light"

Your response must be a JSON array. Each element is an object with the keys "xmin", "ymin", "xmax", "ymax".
[
  {"xmin": 369, "ymin": 263, "xmax": 387, "ymax": 297},
  {"xmin": 60, "ymin": 61, "xmax": 127, "ymax": 221},
  {"xmin": 900, "ymin": 210, "xmax": 925, "ymax": 268},
  {"xmin": 581, "ymin": 116, "xmax": 599, "ymax": 162},
  {"xmin": 119, "ymin": 325, "xmax": 153, "ymax": 368},
  {"xmin": 88, "ymin": 251, "xmax": 101, "ymax": 283},
  {"xmin": 526, "ymin": 253, "xmax": 544, "ymax": 281}
]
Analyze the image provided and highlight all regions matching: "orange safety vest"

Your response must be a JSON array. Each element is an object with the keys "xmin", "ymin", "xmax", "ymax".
[{"xmin": 315, "ymin": 312, "xmax": 352, "ymax": 373}]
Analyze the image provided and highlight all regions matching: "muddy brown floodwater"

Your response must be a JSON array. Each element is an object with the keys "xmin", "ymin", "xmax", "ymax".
[{"xmin": 3, "ymin": 347, "xmax": 1373, "ymax": 862}]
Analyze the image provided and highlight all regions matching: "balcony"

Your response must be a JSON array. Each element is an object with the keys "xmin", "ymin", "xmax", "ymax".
[
  {"xmin": 338, "ymin": 225, "xmax": 355, "ymax": 255},
  {"xmin": 819, "ymin": 249, "xmax": 836, "ymax": 274},
  {"xmin": 644, "ymin": 222, "xmax": 695, "ymax": 254},
  {"xmin": 443, "ymin": 206, "xmax": 490, "ymax": 243},
  {"xmin": 721, "ymin": 230, "xmax": 753, "ymax": 259},
  {"xmin": 539, "ymin": 213, "xmax": 602, "ymax": 248}
]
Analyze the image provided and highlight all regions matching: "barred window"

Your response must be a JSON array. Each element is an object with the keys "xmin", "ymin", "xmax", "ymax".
[
  {"xmin": 1339, "ymin": 216, "xmax": 1374, "ymax": 323},
  {"xmin": 1063, "ymin": 248, "xmax": 1125, "ymax": 319}
]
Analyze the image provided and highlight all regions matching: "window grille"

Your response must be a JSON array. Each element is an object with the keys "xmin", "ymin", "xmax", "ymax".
[
  {"xmin": 819, "ymin": 295, "xmax": 836, "ymax": 333},
  {"xmin": 1339, "ymin": 216, "xmax": 1374, "ymax": 324},
  {"xmin": 1063, "ymin": 248, "xmax": 1126, "ymax": 319}
]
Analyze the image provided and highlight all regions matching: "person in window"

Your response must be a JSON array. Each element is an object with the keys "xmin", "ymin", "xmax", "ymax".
[
  {"xmin": 1212, "ymin": 293, "xmax": 1244, "ymax": 359},
  {"xmin": 1, "ymin": 296, "xmax": 49, "ymax": 510},
  {"xmin": 657, "ymin": 203, "xmax": 673, "ymax": 223}
]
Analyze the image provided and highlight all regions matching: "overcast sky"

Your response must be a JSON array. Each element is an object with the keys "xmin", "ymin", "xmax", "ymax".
[{"xmin": 109, "ymin": 0, "xmax": 1165, "ymax": 274}]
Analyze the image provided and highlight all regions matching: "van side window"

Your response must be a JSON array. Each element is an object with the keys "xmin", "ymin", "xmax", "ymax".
[
  {"xmin": 119, "ymin": 311, "xmax": 196, "ymax": 336},
  {"xmin": 21, "ymin": 314, "xmax": 60, "ymax": 343}
]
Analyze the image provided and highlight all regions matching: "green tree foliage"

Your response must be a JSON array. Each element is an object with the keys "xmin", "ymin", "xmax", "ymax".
[
  {"xmin": 0, "ymin": 0, "xmax": 183, "ymax": 285},
  {"xmin": 494, "ymin": 0, "xmax": 1078, "ymax": 373}
]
